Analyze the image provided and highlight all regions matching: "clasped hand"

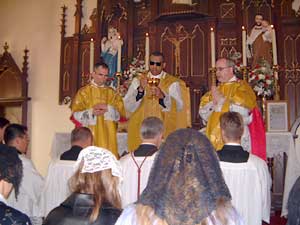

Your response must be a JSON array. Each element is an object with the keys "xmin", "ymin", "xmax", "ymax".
[
  {"xmin": 211, "ymin": 86, "xmax": 224, "ymax": 105},
  {"xmin": 93, "ymin": 103, "xmax": 108, "ymax": 116}
]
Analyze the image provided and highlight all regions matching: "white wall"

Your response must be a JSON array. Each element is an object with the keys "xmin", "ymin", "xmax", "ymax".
[{"xmin": 0, "ymin": 0, "xmax": 96, "ymax": 176}]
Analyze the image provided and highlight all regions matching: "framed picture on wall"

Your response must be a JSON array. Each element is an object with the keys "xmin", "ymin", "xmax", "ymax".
[{"xmin": 266, "ymin": 100, "xmax": 289, "ymax": 132}]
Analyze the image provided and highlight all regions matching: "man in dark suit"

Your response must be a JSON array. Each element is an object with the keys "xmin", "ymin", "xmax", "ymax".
[
  {"xmin": 60, "ymin": 127, "xmax": 93, "ymax": 160},
  {"xmin": 217, "ymin": 111, "xmax": 249, "ymax": 163},
  {"xmin": 0, "ymin": 144, "xmax": 32, "ymax": 225}
]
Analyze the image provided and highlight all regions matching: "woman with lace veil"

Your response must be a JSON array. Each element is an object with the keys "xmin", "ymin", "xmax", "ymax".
[
  {"xmin": 43, "ymin": 146, "xmax": 122, "ymax": 225},
  {"xmin": 115, "ymin": 128, "xmax": 244, "ymax": 225}
]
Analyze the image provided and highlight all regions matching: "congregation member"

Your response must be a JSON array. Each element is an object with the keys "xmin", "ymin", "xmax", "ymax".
[
  {"xmin": 120, "ymin": 117, "xmax": 164, "ymax": 207},
  {"xmin": 60, "ymin": 127, "xmax": 93, "ymax": 160},
  {"xmin": 71, "ymin": 62, "xmax": 126, "ymax": 157},
  {"xmin": 0, "ymin": 117, "xmax": 10, "ymax": 143},
  {"xmin": 218, "ymin": 111, "xmax": 251, "ymax": 163},
  {"xmin": 124, "ymin": 51, "xmax": 189, "ymax": 151},
  {"xmin": 287, "ymin": 176, "xmax": 300, "ymax": 225},
  {"xmin": 4, "ymin": 124, "xmax": 44, "ymax": 219},
  {"xmin": 199, "ymin": 58, "xmax": 266, "ymax": 160},
  {"xmin": 116, "ymin": 128, "xmax": 243, "ymax": 225},
  {"xmin": 0, "ymin": 144, "xmax": 32, "ymax": 224},
  {"xmin": 43, "ymin": 146, "xmax": 122, "ymax": 225}
]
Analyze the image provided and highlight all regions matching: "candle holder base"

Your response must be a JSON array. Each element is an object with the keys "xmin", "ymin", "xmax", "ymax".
[{"xmin": 209, "ymin": 67, "xmax": 217, "ymax": 86}]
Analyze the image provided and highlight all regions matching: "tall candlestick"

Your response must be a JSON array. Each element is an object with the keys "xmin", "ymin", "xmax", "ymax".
[
  {"xmin": 271, "ymin": 25, "xmax": 278, "ymax": 66},
  {"xmin": 117, "ymin": 35, "xmax": 122, "ymax": 73},
  {"xmin": 89, "ymin": 38, "xmax": 94, "ymax": 73},
  {"xmin": 145, "ymin": 33, "xmax": 150, "ymax": 71},
  {"xmin": 242, "ymin": 26, "xmax": 247, "ymax": 67},
  {"xmin": 210, "ymin": 27, "xmax": 216, "ymax": 67}
]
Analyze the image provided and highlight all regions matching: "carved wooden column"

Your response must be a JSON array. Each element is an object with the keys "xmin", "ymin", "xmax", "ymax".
[{"xmin": 73, "ymin": 0, "xmax": 83, "ymax": 92}]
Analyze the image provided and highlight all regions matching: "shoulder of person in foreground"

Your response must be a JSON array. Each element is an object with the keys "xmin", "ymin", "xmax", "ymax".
[{"xmin": 0, "ymin": 203, "xmax": 32, "ymax": 225}]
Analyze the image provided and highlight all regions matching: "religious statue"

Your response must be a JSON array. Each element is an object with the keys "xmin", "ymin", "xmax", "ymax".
[
  {"xmin": 247, "ymin": 14, "xmax": 272, "ymax": 68},
  {"xmin": 101, "ymin": 27, "xmax": 123, "ymax": 87}
]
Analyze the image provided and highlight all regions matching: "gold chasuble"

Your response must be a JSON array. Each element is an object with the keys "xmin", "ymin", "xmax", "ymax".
[
  {"xmin": 128, "ymin": 74, "xmax": 190, "ymax": 151},
  {"xmin": 71, "ymin": 84, "xmax": 126, "ymax": 157},
  {"xmin": 200, "ymin": 80, "xmax": 257, "ymax": 150}
]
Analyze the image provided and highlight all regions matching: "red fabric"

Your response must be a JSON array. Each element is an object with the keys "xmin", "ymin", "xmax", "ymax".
[
  {"xmin": 248, "ymin": 107, "xmax": 266, "ymax": 161},
  {"xmin": 119, "ymin": 116, "xmax": 128, "ymax": 123},
  {"xmin": 70, "ymin": 114, "xmax": 82, "ymax": 128}
]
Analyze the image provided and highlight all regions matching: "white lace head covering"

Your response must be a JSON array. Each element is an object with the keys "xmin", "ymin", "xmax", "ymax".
[{"xmin": 75, "ymin": 146, "xmax": 122, "ymax": 180}]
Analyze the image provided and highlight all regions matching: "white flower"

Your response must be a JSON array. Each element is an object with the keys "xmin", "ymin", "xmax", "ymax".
[
  {"xmin": 258, "ymin": 74, "xmax": 265, "ymax": 80},
  {"xmin": 266, "ymin": 79, "xmax": 272, "ymax": 85}
]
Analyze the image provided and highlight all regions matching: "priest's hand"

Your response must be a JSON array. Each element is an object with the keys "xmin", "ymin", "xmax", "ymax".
[
  {"xmin": 138, "ymin": 76, "xmax": 148, "ymax": 91},
  {"xmin": 151, "ymin": 86, "xmax": 165, "ymax": 99},
  {"xmin": 93, "ymin": 103, "xmax": 108, "ymax": 116},
  {"xmin": 211, "ymin": 86, "xmax": 224, "ymax": 105}
]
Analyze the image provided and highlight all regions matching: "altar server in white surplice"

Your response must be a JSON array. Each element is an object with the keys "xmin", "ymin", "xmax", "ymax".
[
  {"xmin": 119, "ymin": 117, "xmax": 163, "ymax": 208},
  {"xmin": 4, "ymin": 124, "xmax": 44, "ymax": 218},
  {"xmin": 217, "ymin": 112, "xmax": 271, "ymax": 225}
]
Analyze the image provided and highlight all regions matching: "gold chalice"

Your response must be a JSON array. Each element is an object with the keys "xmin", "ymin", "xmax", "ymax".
[{"xmin": 147, "ymin": 77, "xmax": 160, "ymax": 99}]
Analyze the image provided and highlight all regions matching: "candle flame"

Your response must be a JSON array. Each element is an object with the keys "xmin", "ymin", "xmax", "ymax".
[
  {"xmin": 210, "ymin": 27, "xmax": 214, "ymax": 31},
  {"xmin": 146, "ymin": 32, "xmax": 149, "ymax": 37},
  {"xmin": 242, "ymin": 26, "xmax": 245, "ymax": 30},
  {"xmin": 118, "ymin": 35, "xmax": 121, "ymax": 39},
  {"xmin": 91, "ymin": 38, "xmax": 93, "ymax": 41},
  {"xmin": 271, "ymin": 25, "xmax": 274, "ymax": 29}
]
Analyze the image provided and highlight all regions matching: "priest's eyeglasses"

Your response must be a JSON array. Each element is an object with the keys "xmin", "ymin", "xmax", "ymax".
[
  {"xmin": 150, "ymin": 61, "xmax": 162, "ymax": 66},
  {"xmin": 216, "ymin": 66, "xmax": 231, "ymax": 71}
]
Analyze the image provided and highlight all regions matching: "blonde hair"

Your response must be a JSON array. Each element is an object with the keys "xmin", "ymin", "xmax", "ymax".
[
  {"xmin": 136, "ymin": 198, "xmax": 232, "ymax": 225},
  {"xmin": 69, "ymin": 164, "xmax": 121, "ymax": 222}
]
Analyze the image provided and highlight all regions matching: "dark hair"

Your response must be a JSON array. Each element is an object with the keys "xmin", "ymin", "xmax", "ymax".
[
  {"xmin": 140, "ymin": 117, "xmax": 164, "ymax": 139},
  {"xmin": 71, "ymin": 127, "xmax": 93, "ymax": 144},
  {"xmin": 150, "ymin": 51, "xmax": 165, "ymax": 62},
  {"xmin": 220, "ymin": 112, "xmax": 244, "ymax": 141},
  {"xmin": 94, "ymin": 62, "xmax": 109, "ymax": 71},
  {"xmin": 0, "ymin": 144, "xmax": 23, "ymax": 198},
  {"xmin": 0, "ymin": 117, "xmax": 10, "ymax": 128},
  {"xmin": 4, "ymin": 124, "xmax": 28, "ymax": 145}
]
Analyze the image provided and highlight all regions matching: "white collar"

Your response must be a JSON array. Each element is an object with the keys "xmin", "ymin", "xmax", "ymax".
[
  {"xmin": 148, "ymin": 71, "xmax": 166, "ymax": 79},
  {"xmin": 228, "ymin": 76, "xmax": 237, "ymax": 82},
  {"xmin": 224, "ymin": 143, "xmax": 241, "ymax": 146},
  {"xmin": 0, "ymin": 193, "xmax": 7, "ymax": 204},
  {"xmin": 91, "ymin": 79, "xmax": 105, "ymax": 88},
  {"xmin": 141, "ymin": 142, "xmax": 157, "ymax": 146}
]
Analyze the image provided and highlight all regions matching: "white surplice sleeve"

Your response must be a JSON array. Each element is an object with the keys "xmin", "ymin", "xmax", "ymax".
[
  {"xmin": 249, "ymin": 155, "xmax": 272, "ymax": 223},
  {"xmin": 7, "ymin": 156, "xmax": 44, "ymax": 217},
  {"xmin": 123, "ymin": 78, "xmax": 142, "ymax": 113},
  {"xmin": 115, "ymin": 204, "xmax": 139, "ymax": 225},
  {"xmin": 72, "ymin": 109, "xmax": 97, "ymax": 126},
  {"xmin": 104, "ymin": 105, "xmax": 120, "ymax": 121},
  {"xmin": 162, "ymin": 81, "xmax": 183, "ymax": 112}
]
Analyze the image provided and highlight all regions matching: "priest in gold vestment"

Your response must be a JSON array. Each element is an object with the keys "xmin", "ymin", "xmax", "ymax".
[
  {"xmin": 124, "ymin": 52, "xmax": 190, "ymax": 151},
  {"xmin": 199, "ymin": 58, "xmax": 266, "ymax": 160},
  {"xmin": 71, "ymin": 62, "xmax": 126, "ymax": 157}
]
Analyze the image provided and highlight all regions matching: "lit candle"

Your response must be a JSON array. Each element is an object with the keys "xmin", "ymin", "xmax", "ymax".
[
  {"xmin": 210, "ymin": 27, "xmax": 216, "ymax": 67},
  {"xmin": 242, "ymin": 26, "xmax": 247, "ymax": 67},
  {"xmin": 117, "ymin": 35, "xmax": 122, "ymax": 73},
  {"xmin": 271, "ymin": 25, "xmax": 278, "ymax": 66},
  {"xmin": 89, "ymin": 38, "xmax": 94, "ymax": 73},
  {"xmin": 145, "ymin": 33, "xmax": 150, "ymax": 71}
]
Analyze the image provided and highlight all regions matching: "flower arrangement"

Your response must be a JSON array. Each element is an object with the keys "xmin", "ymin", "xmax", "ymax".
[
  {"xmin": 248, "ymin": 59, "xmax": 274, "ymax": 97},
  {"xmin": 118, "ymin": 57, "xmax": 146, "ymax": 96}
]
